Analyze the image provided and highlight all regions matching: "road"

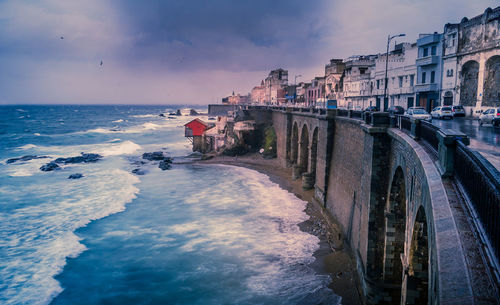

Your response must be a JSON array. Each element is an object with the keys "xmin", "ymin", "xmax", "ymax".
[{"xmin": 431, "ymin": 117, "xmax": 500, "ymax": 171}]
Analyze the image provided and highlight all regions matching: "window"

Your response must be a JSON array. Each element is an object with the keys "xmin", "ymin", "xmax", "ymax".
[
  {"xmin": 423, "ymin": 48, "xmax": 428, "ymax": 57},
  {"xmin": 421, "ymin": 72, "xmax": 426, "ymax": 84},
  {"xmin": 410, "ymin": 74, "xmax": 414, "ymax": 86},
  {"xmin": 431, "ymin": 46, "xmax": 436, "ymax": 55},
  {"xmin": 430, "ymin": 71, "xmax": 435, "ymax": 83},
  {"xmin": 377, "ymin": 79, "xmax": 380, "ymax": 89},
  {"xmin": 399, "ymin": 76, "xmax": 403, "ymax": 88}
]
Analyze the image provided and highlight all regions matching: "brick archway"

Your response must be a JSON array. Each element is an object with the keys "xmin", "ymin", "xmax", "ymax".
[
  {"xmin": 299, "ymin": 124, "xmax": 309, "ymax": 173},
  {"xmin": 403, "ymin": 206, "xmax": 429, "ymax": 305},
  {"xmin": 291, "ymin": 122, "xmax": 299, "ymax": 164},
  {"xmin": 383, "ymin": 166, "xmax": 407, "ymax": 303}
]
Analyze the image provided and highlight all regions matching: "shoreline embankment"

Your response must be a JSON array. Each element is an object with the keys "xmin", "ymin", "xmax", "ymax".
[{"xmin": 195, "ymin": 153, "xmax": 363, "ymax": 305}]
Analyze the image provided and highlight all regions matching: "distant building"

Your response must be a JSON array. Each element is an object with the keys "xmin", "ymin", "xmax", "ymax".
[
  {"xmin": 250, "ymin": 80, "xmax": 266, "ymax": 104},
  {"xmin": 341, "ymin": 55, "xmax": 377, "ymax": 110},
  {"xmin": 222, "ymin": 92, "xmax": 250, "ymax": 105},
  {"xmin": 414, "ymin": 32, "xmax": 443, "ymax": 112},
  {"xmin": 324, "ymin": 59, "xmax": 345, "ymax": 102},
  {"xmin": 442, "ymin": 6, "xmax": 500, "ymax": 115},
  {"xmin": 305, "ymin": 77, "xmax": 325, "ymax": 107},
  {"xmin": 264, "ymin": 68, "xmax": 288, "ymax": 105}
]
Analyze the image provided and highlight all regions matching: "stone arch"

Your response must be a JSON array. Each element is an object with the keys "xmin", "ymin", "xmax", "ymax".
[
  {"xmin": 310, "ymin": 127, "xmax": 319, "ymax": 177},
  {"xmin": 299, "ymin": 124, "xmax": 309, "ymax": 173},
  {"xmin": 459, "ymin": 60, "xmax": 479, "ymax": 106},
  {"xmin": 483, "ymin": 55, "xmax": 500, "ymax": 107},
  {"xmin": 403, "ymin": 206, "xmax": 429, "ymax": 305},
  {"xmin": 291, "ymin": 122, "xmax": 299, "ymax": 164},
  {"xmin": 383, "ymin": 166, "xmax": 407, "ymax": 303}
]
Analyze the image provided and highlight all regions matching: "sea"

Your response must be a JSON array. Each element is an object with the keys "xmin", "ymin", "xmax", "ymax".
[{"xmin": 0, "ymin": 105, "xmax": 341, "ymax": 305}]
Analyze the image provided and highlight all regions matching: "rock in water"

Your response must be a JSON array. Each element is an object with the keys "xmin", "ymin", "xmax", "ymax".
[
  {"xmin": 132, "ymin": 168, "xmax": 146, "ymax": 175},
  {"xmin": 189, "ymin": 109, "xmax": 199, "ymax": 115},
  {"xmin": 40, "ymin": 162, "xmax": 60, "ymax": 171},
  {"xmin": 7, "ymin": 155, "xmax": 49, "ymax": 164},
  {"xmin": 68, "ymin": 173, "xmax": 84, "ymax": 179},
  {"xmin": 54, "ymin": 153, "xmax": 102, "ymax": 164},
  {"xmin": 142, "ymin": 152, "xmax": 165, "ymax": 161},
  {"xmin": 158, "ymin": 160, "xmax": 172, "ymax": 170},
  {"xmin": 159, "ymin": 113, "xmax": 165, "ymax": 117},
  {"xmin": 176, "ymin": 109, "xmax": 181, "ymax": 116}
]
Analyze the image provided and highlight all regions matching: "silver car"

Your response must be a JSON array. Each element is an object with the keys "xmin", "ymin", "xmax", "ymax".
[
  {"xmin": 406, "ymin": 108, "xmax": 432, "ymax": 121},
  {"xmin": 479, "ymin": 108, "xmax": 500, "ymax": 127},
  {"xmin": 431, "ymin": 106, "xmax": 453, "ymax": 119}
]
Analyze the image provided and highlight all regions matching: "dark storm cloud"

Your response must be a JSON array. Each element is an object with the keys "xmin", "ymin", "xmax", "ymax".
[{"xmin": 112, "ymin": 0, "xmax": 331, "ymax": 71}]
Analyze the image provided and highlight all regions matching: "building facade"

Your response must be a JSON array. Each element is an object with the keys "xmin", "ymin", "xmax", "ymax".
[
  {"xmin": 324, "ymin": 59, "xmax": 345, "ymax": 102},
  {"xmin": 442, "ymin": 7, "xmax": 500, "ymax": 116},
  {"xmin": 341, "ymin": 55, "xmax": 377, "ymax": 110},
  {"xmin": 371, "ymin": 43, "xmax": 418, "ymax": 111},
  {"xmin": 264, "ymin": 68, "xmax": 288, "ymax": 105},
  {"xmin": 414, "ymin": 33, "xmax": 443, "ymax": 112}
]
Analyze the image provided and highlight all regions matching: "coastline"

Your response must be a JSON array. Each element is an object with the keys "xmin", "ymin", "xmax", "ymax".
[{"xmin": 195, "ymin": 153, "xmax": 362, "ymax": 305}]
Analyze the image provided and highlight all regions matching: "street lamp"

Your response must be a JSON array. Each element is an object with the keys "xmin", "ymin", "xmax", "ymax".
[
  {"xmin": 294, "ymin": 75, "xmax": 302, "ymax": 85},
  {"xmin": 383, "ymin": 33, "xmax": 405, "ymax": 110}
]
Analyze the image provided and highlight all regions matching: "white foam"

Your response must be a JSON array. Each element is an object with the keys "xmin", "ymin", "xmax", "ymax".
[
  {"xmin": 0, "ymin": 166, "xmax": 140, "ymax": 305},
  {"xmin": 130, "ymin": 114, "xmax": 157, "ymax": 118},
  {"xmin": 112, "ymin": 119, "xmax": 124, "ymax": 123},
  {"xmin": 33, "ymin": 133, "xmax": 41, "ymax": 136},
  {"xmin": 17, "ymin": 144, "xmax": 38, "ymax": 150}
]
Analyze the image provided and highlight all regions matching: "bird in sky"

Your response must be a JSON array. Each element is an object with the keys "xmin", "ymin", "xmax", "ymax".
[
  {"xmin": 100, "ymin": 60, "xmax": 103, "ymax": 66},
  {"xmin": 60, "ymin": 36, "xmax": 64, "ymax": 39}
]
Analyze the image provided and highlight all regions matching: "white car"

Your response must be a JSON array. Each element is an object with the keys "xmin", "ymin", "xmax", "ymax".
[
  {"xmin": 431, "ymin": 106, "xmax": 453, "ymax": 119},
  {"xmin": 478, "ymin": 108, "xmax": 500, "ymax": 127},
  {"xmin": 406, "ymin": 108, "xmax": 432, "ymax": 121}
]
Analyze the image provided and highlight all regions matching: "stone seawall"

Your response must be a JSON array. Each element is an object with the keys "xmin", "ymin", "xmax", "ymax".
[{"xmin": 242, "ymin": 107, "xmax": 482, "ymax": 304}]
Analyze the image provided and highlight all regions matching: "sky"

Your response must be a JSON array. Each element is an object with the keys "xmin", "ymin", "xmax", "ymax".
[{"xmin": 0, "ymin": 0, "xmax": 497, "ymax": 105}]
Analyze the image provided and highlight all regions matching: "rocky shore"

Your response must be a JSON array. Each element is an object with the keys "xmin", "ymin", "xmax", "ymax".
[{"xmin": 196, "ymin": 153, "xmax": 362, "ymax": 305}]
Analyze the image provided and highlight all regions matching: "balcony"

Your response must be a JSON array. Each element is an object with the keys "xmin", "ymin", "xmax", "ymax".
[
  {"xmin": 416, "ymin": 55, "xmax": 439, "ymax": 66},
  {"xmin": 414, "ymin": 83, "xmax": 438, "ymax": 92},
  {"xmin": 417, "ymin": 34, "xmax": 440, "ymax": 46}
]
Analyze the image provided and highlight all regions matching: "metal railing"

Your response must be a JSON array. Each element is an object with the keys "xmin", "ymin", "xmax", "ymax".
[
  {"xmin": 351, "ymin": 110, "xmax": 363, "ymax": 119},
  {"xmin": 398, "ymin": 115, "xmax": 412, "ymax": 133},
  {"xmin": 419, "ymin": 120, "xmax": 439, "ymax": 153},
  {"xmin": 454, "ymin": 141, "xmax": 500, "ymax": 260}
]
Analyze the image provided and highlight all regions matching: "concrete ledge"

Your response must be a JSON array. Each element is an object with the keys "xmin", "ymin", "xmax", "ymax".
[{"xmin": 388, "ymin": 128, "xmax": 474, "ymax": 304}]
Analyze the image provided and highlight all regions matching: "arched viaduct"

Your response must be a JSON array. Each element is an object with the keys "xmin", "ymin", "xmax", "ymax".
[{"xmin": 244, "ymin": 106, "xmax": 498, "ymax": 304}]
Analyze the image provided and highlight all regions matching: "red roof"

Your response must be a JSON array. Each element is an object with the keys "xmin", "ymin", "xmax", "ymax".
[{"xmin": 184, "ymin": 119, "xmax": 209, "ymax": 136}]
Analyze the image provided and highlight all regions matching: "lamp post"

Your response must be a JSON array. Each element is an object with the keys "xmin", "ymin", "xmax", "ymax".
[
  {"xmin": 293, "ymin": 75, "xmax": 302, "ymax": 105},
  {"xmin": 294, "ymin": 74, "xmax": 302, "ymax": 85},
  {"xmin": 383, "ymin": 33, "xmax": 405, "ymax": 110}
]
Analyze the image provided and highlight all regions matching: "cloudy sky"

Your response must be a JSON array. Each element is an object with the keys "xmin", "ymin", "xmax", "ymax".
[{"xmin": 0, "ymin": 0, "xmax": 497, "ymax": 105}]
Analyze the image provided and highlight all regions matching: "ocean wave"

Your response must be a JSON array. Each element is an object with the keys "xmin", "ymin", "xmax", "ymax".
[
  {"xmin": 0, "ymin": 168, "xmax": 140, "ymax": 305},
  {"xmin": 112, "ymin": 119, "xmax": 124, "ymax": 123}
]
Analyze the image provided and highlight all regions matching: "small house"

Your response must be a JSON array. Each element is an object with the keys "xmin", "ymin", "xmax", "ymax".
[{"xmin": 184, "ymin": 119, "xmax": 214, "ymax": 152}]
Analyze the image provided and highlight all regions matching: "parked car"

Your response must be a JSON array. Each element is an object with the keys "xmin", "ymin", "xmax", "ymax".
[
  {"xmin": 431, "ymin": 106, "xmax": 453, "ymax": 119},
  {"xmin": 387, "ymin": 106, "xmax": 405, "ymax": 115},
  {"xmin": 406, "ymin": 108, "xmax": 432, "ymax": 121},
  {"xmin": 478, "ymin": 108, "xmax": 500, "ymax": 127},
  {"xmin": 451, "ymin": 105, "xmax": 466, "ymax": 117},
  {"xmin": 364, "ymin": 106, "xmax": 379, "ymax": 112}
]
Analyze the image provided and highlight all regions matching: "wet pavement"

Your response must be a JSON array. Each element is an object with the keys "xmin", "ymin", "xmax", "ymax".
[{"xmin": 431, "ymin": 117, "xmax": 500, "ymax": 171}]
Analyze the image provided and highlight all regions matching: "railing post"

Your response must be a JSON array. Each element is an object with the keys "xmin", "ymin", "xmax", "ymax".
[
  {"xmin": 436, "ymin": 129, "xmax": 470, "ymax": 177},
  {"xmin": 410, "ymin": 118, "xmax": 420, "ymax": 140},
  {"xmin": 348, "ymin": 110, "xmax": 354, "ymax": 118},
  {"xmin": 370, "ymin": 112, "xmax": 390, "ymax": 127},
  {"xmin": 326, "ymin": 109, "xmax": 337, "ymax": 118}
]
